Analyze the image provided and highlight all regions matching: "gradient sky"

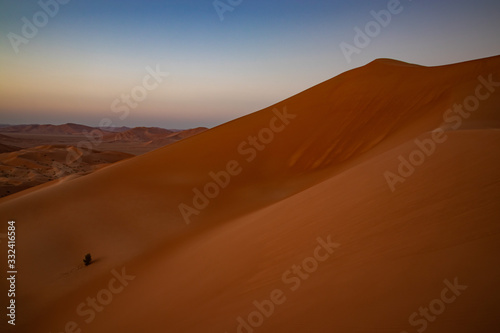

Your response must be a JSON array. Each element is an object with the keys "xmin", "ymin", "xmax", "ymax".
[{"xmin": 1, "ymin": 0, "xmax": 499, "ymax": 129}]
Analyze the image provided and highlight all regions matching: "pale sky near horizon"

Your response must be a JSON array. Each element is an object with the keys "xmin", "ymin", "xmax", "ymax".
[{"xmin": 1, "ymin": 0, "xmax": 499, "ymax": 129}]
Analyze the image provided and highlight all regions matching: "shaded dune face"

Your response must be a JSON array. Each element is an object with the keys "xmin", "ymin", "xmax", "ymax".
[{"xmin": 1, "ymin": 56, "xmax": 500, "ymax": 333}]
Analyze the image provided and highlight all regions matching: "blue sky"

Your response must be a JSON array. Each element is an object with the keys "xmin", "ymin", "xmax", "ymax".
[{"xmin": 1, "ymin": 0, "xmax": 499, "ymax": 129}]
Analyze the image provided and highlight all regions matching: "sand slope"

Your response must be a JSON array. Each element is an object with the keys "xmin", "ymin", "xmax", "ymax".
[
  {"xmin": 41, "ymin": 129, "xmax": 500, "ymax": 333},
  {"xmin": 1, "ymin": 56, "xmax": 499, "ymax": 332}
]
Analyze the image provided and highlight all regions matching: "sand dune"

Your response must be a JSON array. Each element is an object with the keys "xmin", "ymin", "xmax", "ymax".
[
  {"xmin": 0, "ymin": 126, "xmax": 209, "ymax": 197},
  {"xmin": 145, "ymin": 127, "xmax": 209, "ymax": 146},
  {"xmin": 0, "ymin": 143, "xmax": 21, "ymax": 154},
  {"xmin": 0, "ymin": 123, "xmax": 101, "ymax": 136},
  {"xmin": 41, "ymin": 129, "xmax": 500, "ymax": 333},
  {"xmin": 0, "ymin": 145, "xmax": 133, "ymax": 198},
  {"xmin": 105, "ymin": 126, "xmax": 208, "ymax": 146},
  {"xmin": 0, "ymin": 125, "xmax": 209, "ymax": 156},
  {"xmin": 104, "ymin": 126, "xmax": 174, "ymax": 142},
  {"xmin": 1, "ymin": 56, "xmax": 499, "ymax": 332},
  {"xmin": 0, "ymin": 133, "xmax": 30, "ymax": 145}
]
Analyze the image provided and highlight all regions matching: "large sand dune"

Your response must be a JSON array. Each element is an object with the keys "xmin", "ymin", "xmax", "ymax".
[{"xmin": 1, "ymin": 56, "xmax": 499, "ymax": 332}]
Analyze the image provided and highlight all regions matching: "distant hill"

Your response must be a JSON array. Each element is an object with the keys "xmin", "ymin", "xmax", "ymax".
[
  {"xmin": 0, "ymin": 123, "xmax": 99, "ymax": 135},
  {"xmin": 0, "ymin": 143, "xmax": 21, "ymax": 153},
  {"xmin": 0, "ymin": 144, "xmax": 133, "ymax": 197},
  {"xmin": 0, "ymin": 124, "xmax": 207, "ymax": 145},
  {"xmin": 0, "ymin": 133, "xmax": 31, "ymax": 144},
  {"xmin": 145, "ymin": 127, "xmax": 208, "ymax": 146},
  {"xmin": 105, "ymin": 126, "xmax": 174, "ymax": 142},
  {"xmin": 105, "ymin": 126, "xmax": 208, "ymax": 145},
  {"xmin": 101, "ymin": 126, "xmax": 131, "ymax": 132}
]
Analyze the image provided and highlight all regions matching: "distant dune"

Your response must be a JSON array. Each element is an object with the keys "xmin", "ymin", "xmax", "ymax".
[
  {"xmin": 144, "ymin": 127, "xmax": 208, "ymax": 146},
  {"xmin": 105, "ymin": 126, "xmax": 208, "ymax": 144},
  {"xmin": 0, "ymin": 133, "xmax": 30, "ymax": 144},
  {"xmin": 0, "ymin": 125, "xmax": 209, "ymax": 196},
  {"xmin": 104, "ymin": 126, "xmax": 174, "ymax": 142},
  {"xmin": 1, "ymin": 56, "xmax": 499, "ymax": 332},
  {"xmin": 0, "ymin": 145, "xmax": 133, "ymax": 198},
  {"xmin": 0, "ymin": 142, "xmax": 21, "ymax": 153},
  {"xmin": 0, "ymin": 124, "xmax": 208, "ymax": 152},
  {"xmin": 0, "ymin": 123, "xmax": 101, "ymax": 135}
]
